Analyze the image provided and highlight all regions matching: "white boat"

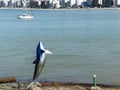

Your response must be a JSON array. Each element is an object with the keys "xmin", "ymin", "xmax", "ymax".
[
  {"xmin": 18, "ymin": 13, "xmax": 34, "ymax": 19},
  {"xmin": 18, "ymin": 0, "xmax": 34, "ymax": 19}
]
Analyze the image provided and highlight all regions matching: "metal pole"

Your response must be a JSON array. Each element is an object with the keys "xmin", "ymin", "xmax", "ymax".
[{"xmin": 93, "ymin": 75, "xmax": 96, "ymax": 87}]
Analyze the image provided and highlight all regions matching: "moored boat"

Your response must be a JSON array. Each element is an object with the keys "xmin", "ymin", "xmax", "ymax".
[{"xmin": 18, "ymin": 13, "xmax": 34, "ymax": 19}]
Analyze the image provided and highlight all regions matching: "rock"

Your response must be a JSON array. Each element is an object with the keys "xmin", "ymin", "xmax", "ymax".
[
  {"xmin": 17, "ymin": 82, "xmax": 28, "ymax": 90},
  {"xmin": 28, "ymin": 85, "xmax": 41, "ymax": 90},
  {"xmin": 42, "ymin": 81, "xmax": 62, "ymax": 86},
  {"xmin": 69, "ymin": 85, "xmax": 86, "ymax": 90},
  {"xmin": 28, "ymin": 85, "xmax": 86, "ymax": 90},
  {"xmin": 0, "ymin": 77, "xmax": 16, "ymax": 83},
  {"xmin": 0, "ymin": 81, "xmax": 119, "ymax": 90},
  {"xmin": 0, "ymin": 83, "xmax": 17, "ymax": 90},
  {"xmin": 90, "ymin": 86, "xmax": 101, "ymax": 90},
  {"xmin": 10, "ymin": 83, "xmax": 18, "ymax": 88}
]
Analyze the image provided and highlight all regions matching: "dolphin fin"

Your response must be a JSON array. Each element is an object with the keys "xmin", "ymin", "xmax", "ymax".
[
  {"xmin": 40, "ymin": 41, "xmax": 45, "ymax": 50},
  {"xmin": 33, "ymin": 60, "xmax": 37, "ymax": 64},
  {"xmin": 27, "ymin": 81, "xmax": 34, "ymax": 89},
  {"xmin": 45, "ymin": 50, "xmax": 52, "ymax": 54},
  {"xmin": 40, "ymin": 41, "xmax": 52, "ymax": 54}
]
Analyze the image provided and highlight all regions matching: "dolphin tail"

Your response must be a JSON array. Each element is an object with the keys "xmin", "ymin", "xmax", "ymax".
[{"xmin": 27, "ymin": 81, "xmax": 34, "ymax": 89}]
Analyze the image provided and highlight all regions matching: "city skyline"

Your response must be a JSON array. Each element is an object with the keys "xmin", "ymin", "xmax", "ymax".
[{"xmin": 0, "ymin": 0, "xmax": 120, "ymax": 8}]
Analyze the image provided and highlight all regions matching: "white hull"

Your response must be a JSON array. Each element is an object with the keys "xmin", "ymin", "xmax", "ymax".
[{"xmin": 18, "ymin": 14, "xmax": 34, "ymax": 19}]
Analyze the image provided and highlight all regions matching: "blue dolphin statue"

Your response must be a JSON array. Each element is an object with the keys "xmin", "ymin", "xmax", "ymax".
[{"xmin": 27, "ymin": 41, "xmax": 52, "ymax": 89}]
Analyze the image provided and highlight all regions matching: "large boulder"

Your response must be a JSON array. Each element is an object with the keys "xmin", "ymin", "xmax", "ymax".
[{"xmin": 0, "ymin": 77, "xmax": 16, "ymax": 83}]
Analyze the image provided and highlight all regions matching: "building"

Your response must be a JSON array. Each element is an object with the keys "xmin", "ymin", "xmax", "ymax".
[
  {"xmin": 70, "ymin": 0, "xmax": 76, "ymax": 7},
  {"xmin": 3, "ymin": 0, "xmax": 8, "ymax": 7},
  {"xmin": 76, "ymin": 0, "xmax": 86, "ymax": 6},
  {"xmin": 1, "ymin": 0, "xmax": 120, "ymax": 8},
  {"xmin": 98, "ymin": 0, "xmax": 102, "ymax": 5},
  {"xmin": 118, "ymin": 0, "xmax": 120, "ymax": 5},
  {"xmin": 116, "ymin": 0, "xmax": 120, "ymax": 6},
  {"xmin": 52, "ymin": 0, "xmax": 60, "ymax": 8}
]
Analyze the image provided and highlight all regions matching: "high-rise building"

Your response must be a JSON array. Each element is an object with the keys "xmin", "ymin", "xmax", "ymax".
[
  {"xmin": 52, "ymin": 0, "xmax": 60, "ymax": 8},
  {"xmin": 70, "ymin": 0, "xmax": 76, "ymax": 7},
  {"xmin": 92, "ymin": 0, "xmax": 98, "ymax": 7},
  {"xmin": 3, "ymin": 0, "xmax": 8, "ymax": 7},
  {"xmin": 8, "ymin": 0, "xmax": 15, "ymax": 7},
  {"xmin": 98, "ymin": 0, "xmax": 102, "ymax": 5},
  {"xmin": 76, "ymin": 0, "xmax": 85, "ymax": 6},
  {"xmin": 116, "ymin": 0, "xmax": 120, "ymax": 5}
]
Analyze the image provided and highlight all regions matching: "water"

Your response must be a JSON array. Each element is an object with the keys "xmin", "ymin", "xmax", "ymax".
[{"xmin": 0, "ymin": 9, "xmax": 120, "ymax": 85}]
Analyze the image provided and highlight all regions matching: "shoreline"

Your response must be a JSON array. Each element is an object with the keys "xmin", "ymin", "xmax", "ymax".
[
  {"xmin": 0, "ymin": 81, "xmax": 120, "ymax": 90},
  {"xmin": 1, "ymin": 7, "xmax": 120, "ymax": 10},
  {"xmin": 0, "ymin": 77, "xmax": 120, "ymax": 90}
]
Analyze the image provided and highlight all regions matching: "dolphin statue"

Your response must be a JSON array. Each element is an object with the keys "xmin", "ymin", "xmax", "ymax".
[{"xmin": 27, "ymin": 41, "xmax": 52, "ymax": 89}]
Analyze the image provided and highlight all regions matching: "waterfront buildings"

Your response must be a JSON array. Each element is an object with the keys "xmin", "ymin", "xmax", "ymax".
[{"xmin": 1, "ymin": 0, "xmax": 120, "ymax": 8}]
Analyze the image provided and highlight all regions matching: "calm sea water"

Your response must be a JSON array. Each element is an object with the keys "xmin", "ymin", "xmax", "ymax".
[{"xmin": 0, "ymin": 9, "xmax": 120, "ymax": 85}]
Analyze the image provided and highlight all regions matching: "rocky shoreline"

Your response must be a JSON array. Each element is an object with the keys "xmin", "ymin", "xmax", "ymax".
[
  {"xmin": 0, "ymin": 77, "xmax": 120, "ymax": 90},
  {"xmin": 0, "ymin": 81, "xmax": 120, "ymax": 90}
]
